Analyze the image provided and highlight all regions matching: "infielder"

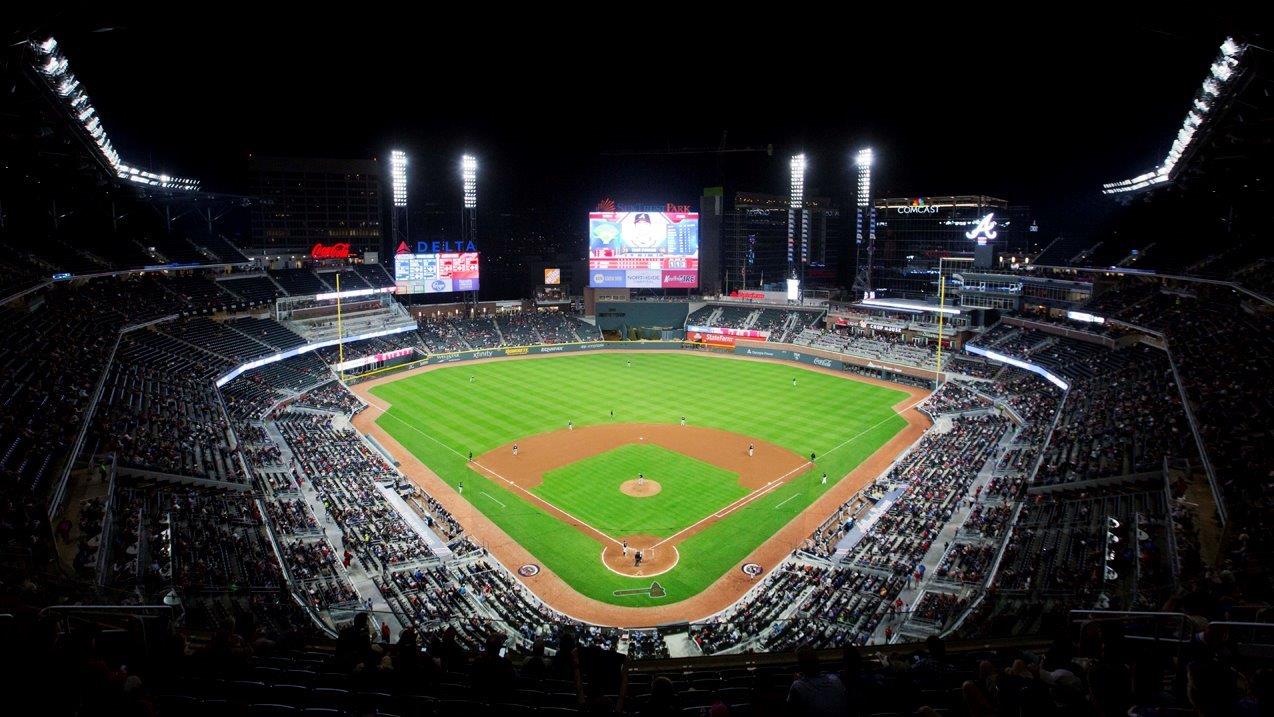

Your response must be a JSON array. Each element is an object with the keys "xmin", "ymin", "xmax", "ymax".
[
  {"xmin": 622, "ymin": 540, "xmax": 629, "ymax": 556},
  {"xmin": 821, "ymin": 472, "xmax": 828, "ymax": 485},
  {"xmin": 513, "ymin": 443, "xmax": 519, "ymax": 457},
  {"xmin": 748, "ymin": 443, "xmax": 755, "ymax": 457}
]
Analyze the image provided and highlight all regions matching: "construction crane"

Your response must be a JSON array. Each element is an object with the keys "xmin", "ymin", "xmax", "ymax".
[{"xmin": 601, "ymin": 131, "xmax": 773, "ymax": 157}]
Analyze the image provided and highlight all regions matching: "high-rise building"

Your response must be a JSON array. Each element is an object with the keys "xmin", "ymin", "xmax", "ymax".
[
  {"xmin": 863, "ymin": 196, "xmax": 1035, "ymax": 300},
  {"xmin": 248, "ymin": 156, "xmax": 384, "ymax": 259},
  {"xmin": 719, "ymin": 192, "xmax": 843, "ymax": 294}
]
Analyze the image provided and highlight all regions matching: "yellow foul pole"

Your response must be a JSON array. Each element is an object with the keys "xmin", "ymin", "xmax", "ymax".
[
  {"xmin": 335, "ymin": 272, "xmax": 344, "ymax": 369},
  {"xmin": 935, "ymin": 258, "xmax": 946, "ymax": 388}
]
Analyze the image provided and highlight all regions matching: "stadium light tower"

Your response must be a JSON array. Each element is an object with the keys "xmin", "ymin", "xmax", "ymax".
[
  {"xmin": 460, "ymin": 154, "xmax": 479, "ymax": 310},
  {"xmin": 787, "ymin": 154, "xmax": 807, "ymax": 290},
  {"xmin": 852, "ymin": 147, "xmax": 877, "ymax": 298},
  {"xmin": 390, "ymin": 149, "xmax": 409, "ymax": 254},
  {"xmin": 461, "ymin": 154, "xmax": 478, "ymax": 243}
]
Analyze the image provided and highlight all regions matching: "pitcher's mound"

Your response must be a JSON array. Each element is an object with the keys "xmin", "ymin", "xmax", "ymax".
[{"xmin": 620, "ymin": 479, "xmax": 661, "ymax": 497}]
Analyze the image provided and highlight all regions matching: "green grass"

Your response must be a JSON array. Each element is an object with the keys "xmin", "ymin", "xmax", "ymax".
[
  {"xmin": 370, "ymin": 352, "xmax": 909, "ymax": 606},
  {"xmin": 534, "ymin": 444, "xmax": 746, "ymax": 538}
]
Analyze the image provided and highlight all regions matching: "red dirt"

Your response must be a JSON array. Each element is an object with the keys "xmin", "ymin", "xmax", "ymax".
[{"xmin": 349, "ymin": 349, "xmax": 931, "ymax": 626}]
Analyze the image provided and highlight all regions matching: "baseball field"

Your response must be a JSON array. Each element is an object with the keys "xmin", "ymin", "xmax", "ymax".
[{"xmin": 361, "ymin": 351, "xmax": 913, "ymax": 612}]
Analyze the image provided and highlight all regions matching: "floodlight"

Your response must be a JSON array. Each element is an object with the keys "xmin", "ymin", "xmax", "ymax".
[
  {"xmin": 789, "ymin": 154, "xmax": 806, "ymax": 209},
  {"xmin": 462, "ymin": 154, "xmax": 477, "ymax": 209},
  {"xmin": 390, "ymin": 150, "xmax": 408, "ymax": 208}
]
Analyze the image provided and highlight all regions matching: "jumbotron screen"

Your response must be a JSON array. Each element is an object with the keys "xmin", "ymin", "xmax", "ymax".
[
  {"xmin": 588, "ymin": 211, "xmax": 699, "ymax": 288},
  {"xmin": 394, "ymin": 253, "xmax": 480, "ymax": 294}
]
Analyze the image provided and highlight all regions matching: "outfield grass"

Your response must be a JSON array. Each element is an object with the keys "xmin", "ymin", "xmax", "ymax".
[
  {"xmin": 534, "ymin": 444, "xmax": 746, "ymax": 539},
  {"xmin": 369, "ymin": 352, "xmax": 909, "ymax": 606}
]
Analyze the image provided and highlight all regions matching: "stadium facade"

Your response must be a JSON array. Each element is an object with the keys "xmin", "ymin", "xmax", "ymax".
[
  {"xmin": 248, "ymin": 156, "xmax": 386, "ymax": 261},
  {"xmin": 717, "ymin": 191, "xmax": 845, "ymax": 294},
  {"xmin": 860, "ymin": 195, "xmax": 1037, "ymax": 300}
]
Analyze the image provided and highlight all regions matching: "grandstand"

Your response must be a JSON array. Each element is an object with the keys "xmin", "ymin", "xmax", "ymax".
[{"xmin": 0, "ymin": 25, "xmax": 1269, "ymax": 717}]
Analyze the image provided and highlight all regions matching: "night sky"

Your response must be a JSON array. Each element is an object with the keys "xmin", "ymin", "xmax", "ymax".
[{"xmin": 15, "ymin": 9, "xmax": 1255, "ymax": 243}]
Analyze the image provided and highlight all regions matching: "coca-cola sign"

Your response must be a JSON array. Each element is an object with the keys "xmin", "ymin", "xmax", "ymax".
[{"xmin": 310, "ymin": 242, "xmax": 351, "ymax": 259}]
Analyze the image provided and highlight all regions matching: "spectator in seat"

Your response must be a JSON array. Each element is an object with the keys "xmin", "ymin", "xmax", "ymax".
[
  {"xmin": 787, "ymin": 645, "xmax": 848, "ymax": 717},
  {"xmin": 642, "ymin": 676, "xmax": 680, "ymax": 717},
  {"xmin": 471, "ymin": 632, "xmax": 516, "ymax": 704}
]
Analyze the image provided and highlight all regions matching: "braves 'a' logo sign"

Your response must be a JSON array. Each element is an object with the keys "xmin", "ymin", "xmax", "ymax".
[{"xmin": 965, "ymin": 213, "xmax": 998, "ymax": 245}]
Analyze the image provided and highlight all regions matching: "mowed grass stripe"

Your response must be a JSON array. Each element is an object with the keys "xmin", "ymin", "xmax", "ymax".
[
  {"xmin": 533, "ymin": 444, "xmax": 747, "ymax": 538},
  {"xmin": 371, "ymin": 353, "xmax": 910, "ymax": 605}
]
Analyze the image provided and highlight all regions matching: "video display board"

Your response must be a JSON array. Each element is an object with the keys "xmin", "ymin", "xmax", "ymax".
[
  {"xmin": 394, "ymin": 253, "xmax": 480, "ymax": 294},
  {"xmin": 588, "ymin": 211, "xmax": 698, "ymax": 288}
]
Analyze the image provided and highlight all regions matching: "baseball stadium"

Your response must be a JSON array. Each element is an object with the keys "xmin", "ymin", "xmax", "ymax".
[{"xmin": 1, "ymin": 17, "xmax": 1271, "ymax": 717}]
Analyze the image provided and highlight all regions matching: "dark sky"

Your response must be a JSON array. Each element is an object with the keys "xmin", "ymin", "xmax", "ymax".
[{"xmin": 18, "ymin": 9, "xmax": 1257, "ymax": 239}]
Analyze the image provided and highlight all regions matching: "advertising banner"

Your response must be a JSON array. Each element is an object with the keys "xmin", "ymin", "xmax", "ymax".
[{"xmin": 661, "ymin": 270, "xmax": 698, "ymax": 288}]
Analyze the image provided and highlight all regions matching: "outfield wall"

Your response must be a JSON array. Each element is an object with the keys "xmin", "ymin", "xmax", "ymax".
[{"xmin": 342, "ymin": 338, "xmax": 943, "ymax": 391}]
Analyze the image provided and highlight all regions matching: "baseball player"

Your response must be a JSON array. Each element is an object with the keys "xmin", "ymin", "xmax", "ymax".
[
  {"xmin": 634, "ymin": 551, "xmax": 643, "ymax": 567},
  {"xmin": 513, "ymin": 443, "xmax": 519, "ymax": 457},
  {"xmin": 458, "ymin": 481, "xmax": 464, "ymax": 494},
  {"xmin": 821, "ymin": 472, "xmax": 828, "ymax": 485},
  {"xmin": 567, "ymin": 420, "xmax": 573, "ymax": 431},
  {"xmin": 680, "ymin": 416, "xmax": 686, "ymax": 426},
  {"xmin": 748, "ymin": 443, "xmax": 755, "ymax": 457},
  {"xmin": 622, "ymin": 540, "xmax": 629, "ymax": 557},
  {"xmin": 792, "ymin": 376, "xmax": 797, "ymax": 387}
]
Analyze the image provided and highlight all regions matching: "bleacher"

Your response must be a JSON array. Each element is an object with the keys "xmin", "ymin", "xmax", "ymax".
[
  {"xmin": 271, "ymin": 269, "xmax": 333, "ymax": 297},
  {"xmin": 219, "ymin": 275, "xmax": 284, "ymax": 305}
]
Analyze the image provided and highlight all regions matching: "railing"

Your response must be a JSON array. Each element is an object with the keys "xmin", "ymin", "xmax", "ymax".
[
  {"xmin": 1069, "ymin": 609, "xmax": 1194, "ymax": 646},
  {"xmin": 94, "ymin": 454, "xmax": 119, "ymax": 588},
  {"xmin": 48, "ymin": 328, "xmax": 122, "ymax": 519},
  {"xmin": 1162, "ymin": 337, "xmax": 1226, "ymax": 526}
]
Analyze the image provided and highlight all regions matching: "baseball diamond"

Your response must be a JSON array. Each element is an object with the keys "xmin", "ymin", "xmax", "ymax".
[{"xmin": 353, "ymin": 350, "xmax": 929, "ymax": 624}]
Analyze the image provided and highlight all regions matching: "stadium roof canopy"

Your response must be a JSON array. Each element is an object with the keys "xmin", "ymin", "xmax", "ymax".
[{"xmin": 1102, "ymin": 36, "xmax": 1272, "ymax": 198}]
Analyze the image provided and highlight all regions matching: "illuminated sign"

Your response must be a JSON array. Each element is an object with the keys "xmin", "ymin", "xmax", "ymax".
[
  {"xmin": 1066, "ymin": 310, "xmax": 1106, "ymax": 325},
  {"xmin": 394, "ymin": 253, "xmax": 481, "ymax": 294},
  {"xmin": 965, "ymin": 213, "xmax": 999, "ymax": 245},
  {"xmin": 896, "ymin": 198, "xmax": 938, "ymax": 214},
  {"xmin": 588, "ymin": 211, "xmax": 699, "ymax": 288},
  {"xmin": 786, "ymin": 278, "xmax": 801, "ymax": 301},
  {"xmin": 310, "ymin": 242, "xmax": 351, "ymax": 259},
  {"xmin": 331, "ymin": 347, "xmax": 415, "ymax": 372},
  {"xmin": 418, "ymin": 240, "xmax": 478, "ymax": 253},
  {"xmin": 313, "ymin": 286, "xmax": 396, "ymax": 302},
  {"xmin": 543, "ymin": 268, "xmax": 561, "ymax": 285}
]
